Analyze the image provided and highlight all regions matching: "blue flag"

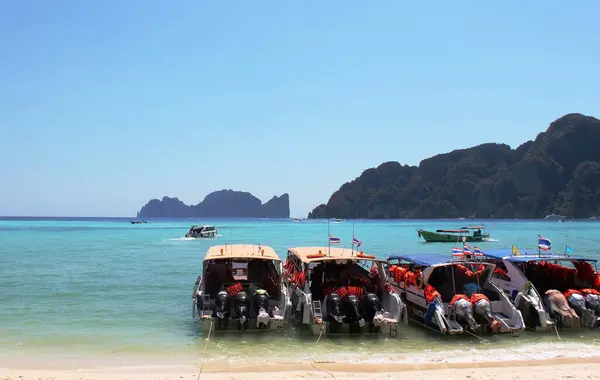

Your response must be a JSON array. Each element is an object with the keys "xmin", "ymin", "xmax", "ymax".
[{"xmin": 565, "ymin": 246, "xmax": 574, "ymax": 254}]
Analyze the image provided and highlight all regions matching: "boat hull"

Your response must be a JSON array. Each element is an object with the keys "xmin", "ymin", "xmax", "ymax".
[{"xmin": 417, "ymin": 229, "xmax": 489, "ymax": 243}]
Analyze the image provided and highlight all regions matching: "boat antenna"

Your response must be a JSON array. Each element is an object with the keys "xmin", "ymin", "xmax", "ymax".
[
  {"xmin": 351, "ymin": 219, "xmax": 355, "ymax": 256},
  {"xmin": 327, "ymin": 218, "xmax": 331, "ymax": 256}
]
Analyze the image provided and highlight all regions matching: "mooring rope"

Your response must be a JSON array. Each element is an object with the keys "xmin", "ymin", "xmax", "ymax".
[{"xmin": 195, "ymin": 319, "xmax": 213, "ymax": 380}]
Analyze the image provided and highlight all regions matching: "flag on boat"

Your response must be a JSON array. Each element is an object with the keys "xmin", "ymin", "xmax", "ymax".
[
  {"xmin": 565, "ymin": 245, "xmax": 575, "ymax": 254},
  {"xmin": 463, "ymin": 244, "xmax": 473, "ymax": 255},
  {"xmin": 452, "ymin": 247, "xmax": 462, "ymax": 256},
  {"xmin": 329, "ymin": 235, "xmax": 340, "ymax": 244},
  {"xmin": 352, "ymin": 236, "xmax": 363, "ymax": 247},
  {"xmin": 538, "ymin": 235, "xmax": 551, "ymax": 251},
  {"xmin": 473, "ymin": 246, "xmax": 484, "ymax": 256},
  {"xmin": 512, "ymin": 245, "xmax": 520, "ymax": 256}
]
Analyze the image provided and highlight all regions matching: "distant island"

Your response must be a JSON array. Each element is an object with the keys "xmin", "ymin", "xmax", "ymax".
[
  {"xmin": 138, "ymin": 190, "xmax": 290, "ymax": 218},
  {"xmin": 308, "ymin": 113, "xmax": 600, "ymax": 219}
]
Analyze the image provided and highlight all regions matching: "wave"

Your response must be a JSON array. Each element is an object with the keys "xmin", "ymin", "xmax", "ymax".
[
  {"xmin": 168, "ymin": 235, "xmax": 222, "ymax": 241},
  {"xmin": 201, "ymin": 341, "xmax": 600, "ymax": 365}
]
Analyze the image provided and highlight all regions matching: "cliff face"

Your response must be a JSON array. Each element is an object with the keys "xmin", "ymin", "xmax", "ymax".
[
  {"xmin": 138, "ymin": 190, "xmax": 290, "ymax": 218},
  {"xmin": 308, "ymin": 113, "xmax": 600, "ymax": 219}
]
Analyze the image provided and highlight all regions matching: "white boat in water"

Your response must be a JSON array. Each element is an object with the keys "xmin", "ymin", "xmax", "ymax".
[
  {"xmin": 483, "ymin": 250, "xmax": 600, "ymax": 330},
  {"xmin": 185, "ymin": 225, "xmax": 217, "ymax": 238},
  {"xmin": 386, "ymin": 249, "xmax": 525, "ymax": 335},
  {"xmin": 192, "ymin": 244, "xmax": 288, "ymax": 332},
  {"xmin": 544, "ymin": 214, "xmax": 566, "ymax": 221},
  {"xmin": 284, "ymin": 246, "xmax": 406, "ymax": 336}
]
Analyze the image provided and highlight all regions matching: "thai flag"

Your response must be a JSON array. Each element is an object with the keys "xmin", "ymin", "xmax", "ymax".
[
  {"xmin": 329, "ymin": 235, "xmax": 340, "ymax": 244},
  {"xmin": 473, "ymin": 246, "xmax": 484, "ymax": 256},
  {"xmin": 352, "ymin": 236, "xmax": 362, "ymax": 247},
  {"xmin": 463, "ymin": 244, "xmax": 473, "ymax": 255},
  {"xmin": 538, "ymin": 235, "xmax": 551, "ymax": 251},
  {"xmin": 452, "ymin": 247, "xmax": 462, "ymax": 256}
]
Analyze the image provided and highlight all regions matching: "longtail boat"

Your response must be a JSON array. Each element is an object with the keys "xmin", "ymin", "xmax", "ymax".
[{"xmin": 416, "ymin": 225, "xmax": 490, "ymax": 243}]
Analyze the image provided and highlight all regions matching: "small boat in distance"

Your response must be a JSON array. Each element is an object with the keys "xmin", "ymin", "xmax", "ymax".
[
  {"xmin": 387, "ymin": 249, "xmax": 524, "ymax": 335},
  {"xmin": 284, "ymin": 246, "xmax": 406, "ymax": 336},
  {"xmin": 129, "ymin": 219, "xmax": 147, "ymax": 224},
  {"xmin": 544, "ymin": 214, "xmax": 566, "ymax": 221},
  {"xmin": 185, "ymin": 225, "xmax": 217, "ymax": 238},
  {"xmin": 416, "ymin": 225, "xmax": 490, "ymax": 243},
  {"xmin": 192, "ymin": 244, "xmax": 288, "ymax": 332}
]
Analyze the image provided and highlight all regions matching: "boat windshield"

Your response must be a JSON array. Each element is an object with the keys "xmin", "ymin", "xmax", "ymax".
[
  {"xmin": 203, "ymin": 258, "xmax": 280, "ymax": 298},
  {"xmin": 306, "ymin": 260, "xmax": 383, "ymax": 303},
  {"xmin": 515, "ymin": 258, "xmax": 597, "ymax": 294},
  {"xmin": 427, "ymin": 264, "xmax": 494, "ymax": 303}
]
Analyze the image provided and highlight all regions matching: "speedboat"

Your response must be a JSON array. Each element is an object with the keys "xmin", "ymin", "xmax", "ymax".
[
  {"xmin": 284, "ymin": 246, "xmax": 406, "ymax": 336},
  {"xmin": 185, "ymin": 225, "xmax": 217, "ymax": 238},
  {"xmin": 192, "ymin": 244, "xmax": 288, "ymax": 332},
  {"xmin": 482, "ymin": 250, "xmax": 600, "ymax": 330},
  {"xmin": 387, "ymin": 250, "xmax": 525, "ymax": 335}
]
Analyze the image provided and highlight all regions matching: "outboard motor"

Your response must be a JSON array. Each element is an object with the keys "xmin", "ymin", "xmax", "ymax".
[
  {"xmin": 233, "ymin": 291, "xmax": 250, "ymax": 330},
  {"xmin": 342, "ymin": 294, "xmax": 365, "ymax": 333},
  {"xmin": 544, "ymin": 289, "xmax": 580, "ymax": 329},
  {"xmin": 451, "ymin": 295, "xmax": 478, "ymax": 332},
  {"xmin": 361, "ymin": 293, "xmax": 383, "ymax": 333},
  {"xmin": 583, "ymin": 290, "xmax": 600, "ymax": 316},
  {"xmin": 326, "ymin": 293, "xmax": 344, "ymax": 333},
  {"xmin": 471, "ymin": 294, "xmax": 500, "ymax": 332},
  {"xmin": 565, "ymin": 290, "xmax": 596, "ymax": 328},
  {"xmin": 213, "ymin": 291, "xmax": 230, "ymax": 330},
  {"xmin": 253, "ymin": 289, "xmax": 271, "ymax": 329}
]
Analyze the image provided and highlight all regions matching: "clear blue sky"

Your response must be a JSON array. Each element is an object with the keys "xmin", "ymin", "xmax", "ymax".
[{"xmin": 1, "ymin": 1, "xmax": 599, "ymax": 217}]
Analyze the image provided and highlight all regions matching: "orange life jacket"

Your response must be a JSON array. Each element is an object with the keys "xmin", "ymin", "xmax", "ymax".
[
  {"xmin": 580, "ymin": 288, "xmax": 600, "ymax": 296},
  {"xmin": 451, "ymin": 294, "xmax": 469, "ymax": 306},
  {"xmin": 470, "ymin": 293, "xmax": 489, "ymax": 305},
  {"xmin": 226, "ymin": 282, "xmax": 243, "ymax": 297},
  {"xmin": 424, "ymin": 284, "xmax": 440, "ymax": 304}
]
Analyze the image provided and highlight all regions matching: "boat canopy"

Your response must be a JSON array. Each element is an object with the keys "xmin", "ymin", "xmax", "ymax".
[
  {"xmin": 288, "ymin": 246, "xmax": 385, "ymax": 264},
  {"xmin": 204, "ymin": 244, "xmax": 280, "ymax": 262},
  {"xmin": 460, "ymin": 225, "xmax": 485, "ymax": 229},
  {"xmin": 435, "ymin": 229, "xmax": 469, "ymax": 233},
  {"xmin": 387, "ymin": 253, "xmax": 452, "ymax": 267},
  {"xmin": 483, "ymin": 249, "xmax": 597, "ymax": 263}
]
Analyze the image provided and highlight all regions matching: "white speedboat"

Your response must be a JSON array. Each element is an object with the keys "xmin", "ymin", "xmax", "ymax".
[
  {"xmin": 284, "ymin": 246, "xmax": 406, "ymax": 336},
  {"xmin": 192, "ymin": 244, "xmax": 288, "ymax": 332},
  {"xmin": 185, "ymin": 225, "xmax": 217, "ymax": 238},
  {"xmin": 483, "ymin": 250, "xmax": 600, "ymax": 330},
  {"xmin": 387, "ymin": 251, "xmax": 525, "ymax": 335}
]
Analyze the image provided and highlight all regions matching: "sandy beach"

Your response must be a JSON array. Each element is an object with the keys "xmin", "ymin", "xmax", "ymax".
[{"xmin": 1, "ymin": 356, "xmax": 599, "ymax": 380}]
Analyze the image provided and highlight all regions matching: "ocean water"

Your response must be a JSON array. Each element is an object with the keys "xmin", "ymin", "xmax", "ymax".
[{"xmin": 1, "ymin": 217, "xmax": 600, "ymax": 366}]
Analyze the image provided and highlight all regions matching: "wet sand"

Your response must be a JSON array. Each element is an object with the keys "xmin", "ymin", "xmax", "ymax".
[{"xmin": 1, "ymin": 356, "xmax": 599, "ymax": 380}]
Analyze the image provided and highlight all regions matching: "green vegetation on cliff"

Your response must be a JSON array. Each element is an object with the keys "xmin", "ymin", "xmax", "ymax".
[{"xmin": 308, "ymin": 113, "xmax": 600, "ymax": 219}]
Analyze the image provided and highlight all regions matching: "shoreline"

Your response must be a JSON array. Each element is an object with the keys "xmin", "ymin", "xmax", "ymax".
[{"xmin": 1, "ymin": 356, "xmax": 600, "ymax": 379}]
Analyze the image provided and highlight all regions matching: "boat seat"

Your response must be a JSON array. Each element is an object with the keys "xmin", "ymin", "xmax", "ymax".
[{"xmin": 483, "ymin": 288, "xmax": 500, "ymax": 302}]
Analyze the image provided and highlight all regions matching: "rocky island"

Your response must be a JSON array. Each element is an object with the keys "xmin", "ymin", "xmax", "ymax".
[
  {"xmin": 138, "ymin": 190, "xmax": 290, "ymax": 218},
  {"xmin": 308, "ymin": 113, "xmax": 600, "ymax": 219}
]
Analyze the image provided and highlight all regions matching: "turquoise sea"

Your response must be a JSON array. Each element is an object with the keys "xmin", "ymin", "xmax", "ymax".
[{"xmin": 1, "ymin": 217, "xmax": 600, "ymax": 367}]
